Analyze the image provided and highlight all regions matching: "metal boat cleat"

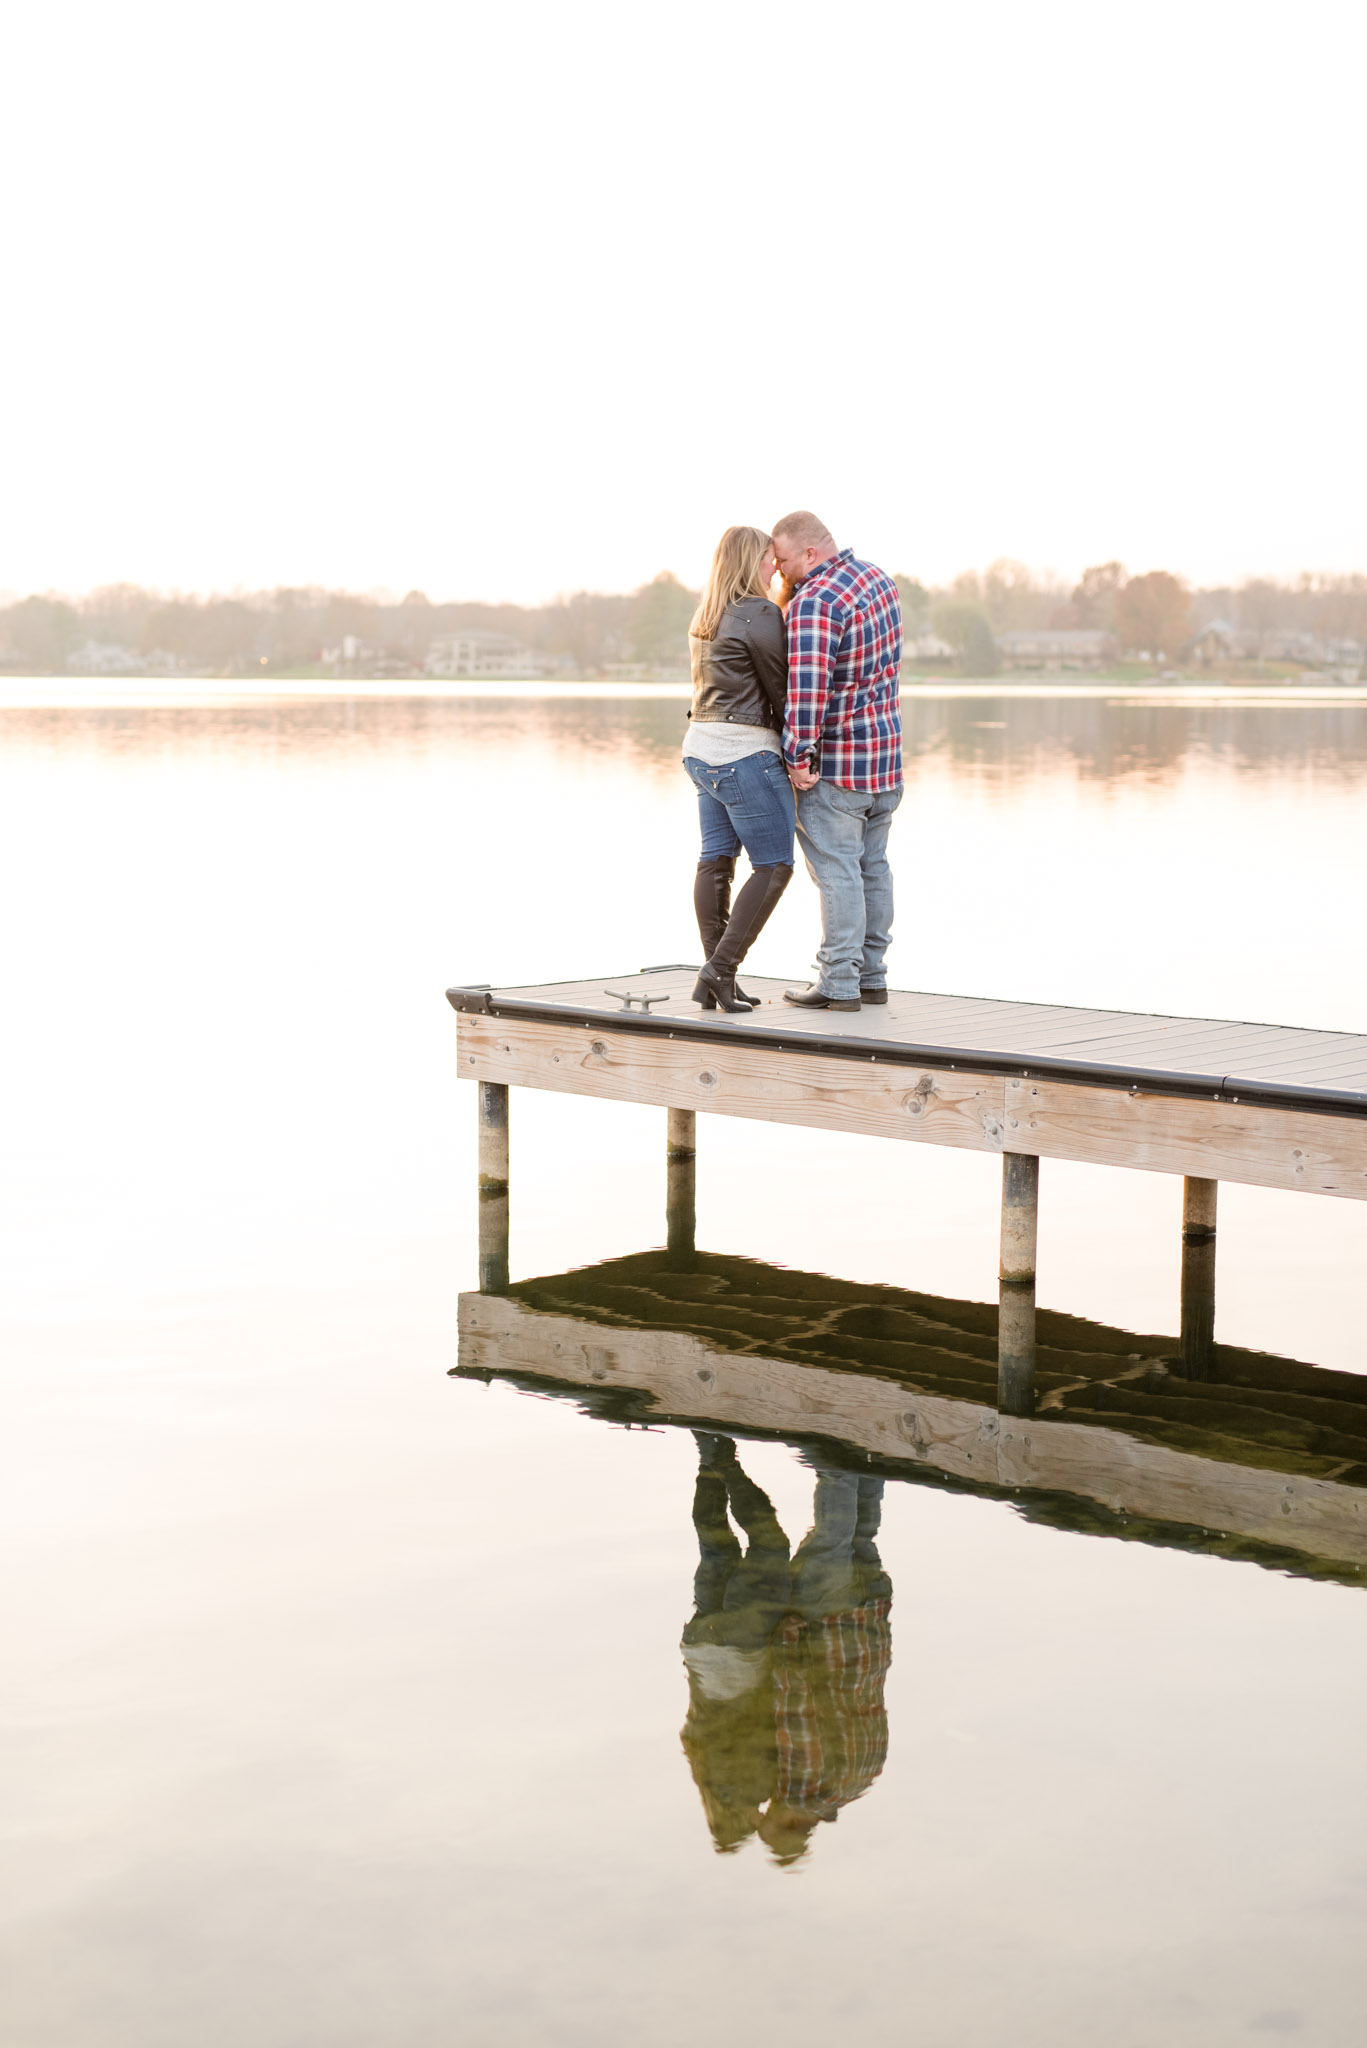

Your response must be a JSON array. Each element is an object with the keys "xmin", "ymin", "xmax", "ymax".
[{"xmin": 604, "ymin": 989, "xmax": 675, "ymax": 1014}]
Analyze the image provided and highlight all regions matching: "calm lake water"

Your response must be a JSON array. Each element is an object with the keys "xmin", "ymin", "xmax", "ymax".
[{"xmin": 4, "ymin": 686, "xmax": 1367, "ymax": 2046}]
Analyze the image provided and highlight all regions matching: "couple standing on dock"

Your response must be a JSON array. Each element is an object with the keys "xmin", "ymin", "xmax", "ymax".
[{"xmin": 685, "ymin": 511, "xmax": 902, "ymax": 1014}]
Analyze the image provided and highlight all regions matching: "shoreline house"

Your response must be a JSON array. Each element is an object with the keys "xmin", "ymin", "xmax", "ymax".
[
  {"xmin": 1191, "ymin": 620, "xmax": 1363, "ymax": 678},
  {"xmin": 425, "ymin": 631, "xmax": 553, "ymax": 679},
  {"xmin": 323, "ymin": 635, "xmax": 422, "ymax": 679},
  {"xmin": 903, "ymin": 626, "xmax": 955, "ymax": 663},
  {"xmin": 64, "ymin": 641, "xmax": 182, "ymax": 676},
  {"xmin": 1191, "ymin": 619, "xmax": 1241, "ymax": 665},
  {"xmin": 995, "ymin": 628, "xmax": 1114, "ymax": 671},
  {"xmin": 64, "ymin": 640, "xmax": 145, "ymax": 675}
]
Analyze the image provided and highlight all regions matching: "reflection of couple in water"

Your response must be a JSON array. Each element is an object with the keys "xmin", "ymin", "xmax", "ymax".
[{"xmin": 680, "ymin": 1433, "xmax": 892, "ymax": 1866}]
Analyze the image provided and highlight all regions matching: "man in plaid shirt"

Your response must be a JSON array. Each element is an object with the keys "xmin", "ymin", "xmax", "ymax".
[{"xmin": 772, "ymin": 510, "xmax": 903, "ymax": 1011}]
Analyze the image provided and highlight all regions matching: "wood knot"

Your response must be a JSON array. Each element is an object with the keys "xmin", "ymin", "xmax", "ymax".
[
  {"xmin": 903, "ymin": 1073, "xmax": 938, "ymax": 1116},
  {"xmin": 897, "ymin": 1408, "xmax": 929, "ymax": 1454},
  {"xmin": 698, "ymin": 1071, "xmax": 717, "ymax": 1087}
]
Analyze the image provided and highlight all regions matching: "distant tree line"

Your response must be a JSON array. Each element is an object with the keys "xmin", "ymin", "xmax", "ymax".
[
  {"xmin": 0, "ymin": 574, "xmax": 703, "ymax": 678},
  {"xmin": 913, "ymin": 562, "xmax": 1367, "ymax": 671},
  {"xmin": 3, "ymin": 563, "xmax": 1366, "ymax": 676}
]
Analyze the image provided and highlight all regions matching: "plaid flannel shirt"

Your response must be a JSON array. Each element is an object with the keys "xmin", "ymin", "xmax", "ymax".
[
  {"xmin": 783, "ymin": 550, "xmax": 903, "ymax": 792},
  {"xmin": 772, "ymin": 1598, "xmax": 892, "ymax": 1821}
]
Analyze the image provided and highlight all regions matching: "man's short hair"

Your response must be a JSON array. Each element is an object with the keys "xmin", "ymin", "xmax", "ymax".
[{"xmin": 772, "ymin": 510, "xmax": 834, "ymax": 550}]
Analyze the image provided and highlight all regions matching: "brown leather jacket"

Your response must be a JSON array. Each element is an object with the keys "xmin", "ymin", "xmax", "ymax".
[{"xmin": 688, "ymin": 598, "xmax": 788, "ymax": 730}]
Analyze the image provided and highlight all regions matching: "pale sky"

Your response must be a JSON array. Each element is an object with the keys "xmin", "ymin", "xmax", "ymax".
[{"xmin": 4, "ymin": 0, "xmax": 1364, "ymax": 603}]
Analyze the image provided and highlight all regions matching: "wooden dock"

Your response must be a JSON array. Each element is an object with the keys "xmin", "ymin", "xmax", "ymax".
[
  {"xmin": 447, "ymin": 969, "xmax": 1367, "ymax": 1412},
  {"xmin": 456, "ymin": 1250, "xmax": 1367, "ymax": 1586}
]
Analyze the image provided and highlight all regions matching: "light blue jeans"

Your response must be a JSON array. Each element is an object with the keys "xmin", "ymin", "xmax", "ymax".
[
  {"xmin": 794, "ymin": 780, "xmax": 903, "ymax": 999},
  {"xmin": 789, "ymin": 1472, "xmax": 887, "ymax": 1618}
]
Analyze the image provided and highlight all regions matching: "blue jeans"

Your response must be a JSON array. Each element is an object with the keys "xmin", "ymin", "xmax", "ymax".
[
  {"xmin": 789, "ymin": 1472, "xmax": 888, "ymax": 1619},
  {"xmin": 795, "ymin": 780, "xmax": 903, "ymax": 999},
  {"xmin": 683, "ymin": 749, "xmax": 796, "ymax": 869}
]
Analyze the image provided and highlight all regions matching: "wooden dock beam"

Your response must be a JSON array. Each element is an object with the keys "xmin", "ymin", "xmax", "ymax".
[
  {"xmin": 1179, "ymin": 1175, "xmax": 1218, "ymax": 1381},
  {"xmin": 998, "ymin": 1152, "xmax": 1039, "ymax": 1417},
  {"xmin": 666, "ymin": 1108, "xmax": 697, "ymax": 1268},
  {"xmin": 478, "ymin": 1080, "xmax": 510, "ymax": 1293}
]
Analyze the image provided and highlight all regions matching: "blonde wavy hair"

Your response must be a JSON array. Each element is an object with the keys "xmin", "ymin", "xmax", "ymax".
[{"xmin": 689, "ymin": 525, "xmax": 774, "ymax": 640}]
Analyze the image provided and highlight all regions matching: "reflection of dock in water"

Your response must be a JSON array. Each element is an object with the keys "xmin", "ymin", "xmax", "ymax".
[{"xmin": 456, "ymin": 1251, "xmax": 1367, "ymax": 1586}]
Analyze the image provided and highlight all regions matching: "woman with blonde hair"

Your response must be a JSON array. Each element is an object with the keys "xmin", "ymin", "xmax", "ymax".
[{"xmin": 682, "ymin": 525, "xmax": 794, "ymax": 1013}]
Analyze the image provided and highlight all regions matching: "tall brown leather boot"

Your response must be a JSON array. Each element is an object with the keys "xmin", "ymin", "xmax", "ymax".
[
  {"xmin": 693, "ymin": 856, "xmax": 756, "ymax": 1007},
  {"xmin": 692, "ymin": 864, "xmax": 791, "ymax": 1014}
]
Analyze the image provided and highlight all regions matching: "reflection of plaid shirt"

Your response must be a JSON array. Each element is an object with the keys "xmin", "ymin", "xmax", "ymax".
[
  {"xmin": 773, "ymin": 1599, "xmax": 892, "ymax": 1819},
  {"xmin": 783, "ymin": 550, "xmax": 903, "ymax": 792}
]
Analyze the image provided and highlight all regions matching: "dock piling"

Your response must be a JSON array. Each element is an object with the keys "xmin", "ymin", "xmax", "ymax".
[
  {"xmin": 1179, "ymin": 1175, "xmax": 1218, "ymax": 1380},
  {"xmin": 666, "ymin": 1107, "xmax": 697, "ymax": 1268},
  {"xmin": 478, "ymin": 1080, "xmax": 510, "ymax": 1293},
  {"xmin": 998, "ymin": 1152, "xmax": 1039, "ymax": 1417}
]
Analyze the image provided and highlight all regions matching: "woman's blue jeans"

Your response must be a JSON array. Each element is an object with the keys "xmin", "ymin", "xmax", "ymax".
[{"xmin": 683, "ymin": 749, "xmax": 796, "ymax": 869}]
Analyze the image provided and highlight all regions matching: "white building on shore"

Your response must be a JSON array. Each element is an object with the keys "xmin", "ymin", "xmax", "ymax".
[
  {"xmin": 65, "ymin": 640, "xmax": 145, "ymax": 675},
  {"xmin": 426, "ymin": 631, "xmax": 552, "ymax": 678}
]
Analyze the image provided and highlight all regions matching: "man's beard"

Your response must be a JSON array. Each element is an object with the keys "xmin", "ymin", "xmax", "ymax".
[{"xmin": 775, "ymin": 575, "xmax": 798, "ymax": 610}]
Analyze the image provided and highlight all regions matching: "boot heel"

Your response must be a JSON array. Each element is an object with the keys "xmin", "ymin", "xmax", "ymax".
[{"xmin": 694, "ymin": 963, "xmax": 752, "ymax": 1014}]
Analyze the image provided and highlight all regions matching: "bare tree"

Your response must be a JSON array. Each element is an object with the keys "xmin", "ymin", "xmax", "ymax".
[
  {"xmin": 1068, "ymin": 562, "xmax": 1127, "ymax": 631},
  {"xmin": 1115, "ymin": 572, "xmax": 1190, "ymax": 659},
  {"xmin": 980, "ymin": 559, "xmax": 1063, "ymax": 630}
]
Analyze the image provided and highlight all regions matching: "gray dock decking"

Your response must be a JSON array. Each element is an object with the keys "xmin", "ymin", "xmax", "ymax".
[{"xmin": 449, "ymin": 971, "xmax": 1367, "ymax": 1116}]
